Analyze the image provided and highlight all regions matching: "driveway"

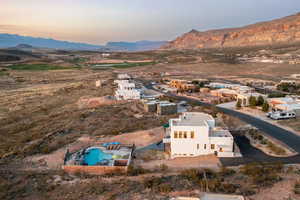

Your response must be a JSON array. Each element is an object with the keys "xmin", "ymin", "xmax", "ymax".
[{"xmin": 220, "ymin": 135, "xmax": 300, "ymax": 166}]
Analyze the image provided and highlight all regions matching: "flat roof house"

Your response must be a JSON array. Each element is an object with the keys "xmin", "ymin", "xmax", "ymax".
[
  {"xmin": 163, "ymin": 112, "xmax": 235, "ymax": 158},
  {"xmin": 268, "ymin": 97, "xmax": 300, "ymax": 116},
  {"xmin": 115, "ymin": 80, "xmax": 141, "ymax": 100}
]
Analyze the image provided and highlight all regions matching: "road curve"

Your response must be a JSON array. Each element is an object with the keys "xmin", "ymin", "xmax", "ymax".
[
  {"xmin": 169, "ymin": 93, "xmax": 300, "ymax": 153},
  {"xmin": 142, "ymin": 81, "xmax": 300, "ymax": 154}
]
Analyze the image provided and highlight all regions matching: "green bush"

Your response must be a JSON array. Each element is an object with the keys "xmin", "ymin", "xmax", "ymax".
[
  {"xmin": 268, "ymin": 93, "xmax": 286, "ymax": 98},
  {"xmin": 236, "ymin": 99, "xmax": 242, "ymax": 109},
  {"xmin": 262, "ymin": 102, "xmax": 270, "ymax": 112},
  {"xmin": 249, "ymin": 96, "xmax": 257, "ymax": 107},
  {"xmin": 257, "ymin": 96, "xmax": 265, "ymax": 106}
]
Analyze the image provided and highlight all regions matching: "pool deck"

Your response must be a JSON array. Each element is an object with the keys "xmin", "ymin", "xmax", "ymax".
[{"xmin": 64, "ymin": 144, "xmax": 134, "ymax": 167}]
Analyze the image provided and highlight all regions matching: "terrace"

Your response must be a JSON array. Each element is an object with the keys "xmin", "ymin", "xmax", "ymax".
[{"xmin": 64, "ymin": 143, "xmax": 134, "ymax": 167}]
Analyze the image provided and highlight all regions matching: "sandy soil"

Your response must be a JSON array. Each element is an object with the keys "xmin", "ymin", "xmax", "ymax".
[
  {"xmin": 88, "ymin": 59, "xmax": 153, "ymax": 64},
  {"xmin": 77, "ymin": 95, "xmax": 123, "ymax": 108},
  {"xmin": 251, "ymin": 175, "xmax": 299, "ymax": 200},
  {"xmin": 26, "ymin": 127, "xmax": 164, "ymax": 170},
  {"xmin": 136, "ymin": 155, "xmax": 221, "ymax": 171}
]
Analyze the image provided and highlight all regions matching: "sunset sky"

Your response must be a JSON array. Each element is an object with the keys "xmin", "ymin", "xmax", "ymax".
[{"xmin": 1, "ymin": 0, "xmax": 300, "ymax": 45}]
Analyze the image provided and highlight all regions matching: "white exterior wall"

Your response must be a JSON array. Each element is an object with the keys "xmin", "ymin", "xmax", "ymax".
[
  {"xmin": 170, "ymin": 123, "xmax": 211, "ymax": 157},
  {"xmin": 167, "ymin": 113, "xmax": 234, "ymax": 158},
  {"xmin": 210, "ymin": 137, "xmax": 234, "ymax": 157},
  {"xmin": 115, "ymin": 80, "xmax": 141, "ymax": 100}
]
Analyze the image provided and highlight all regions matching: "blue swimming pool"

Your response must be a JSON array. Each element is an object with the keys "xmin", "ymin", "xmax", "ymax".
[{"xmin": 84, "ymin": 148, "xmax": 112, "ymax": 166}]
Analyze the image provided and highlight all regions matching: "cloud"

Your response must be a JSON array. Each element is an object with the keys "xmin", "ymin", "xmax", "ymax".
[{"xmin": 0, "ymin": 24, "xmax": 24, "ymax": 33}]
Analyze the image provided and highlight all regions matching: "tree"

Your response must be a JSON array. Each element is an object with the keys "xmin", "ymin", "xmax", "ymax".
[
  {"xmin": 236, "ymin": 99, "xmax": 242, "ymax": 109},
  {"xmin": 249, "ymin": 96, "xmax": 257, "ymax": 107},
  {"xmin": 262, "ymin": 102, "xmax": 270, "ymax": 112},
  {"xmin": 257, "ymin": 95, "xmax": 265, "ymax": 106}
]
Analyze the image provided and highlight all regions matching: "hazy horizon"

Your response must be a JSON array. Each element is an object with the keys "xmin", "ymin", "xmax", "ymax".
[{"xmin": 1, "ymin": 0, "xmax": 300, "ymax": 45}]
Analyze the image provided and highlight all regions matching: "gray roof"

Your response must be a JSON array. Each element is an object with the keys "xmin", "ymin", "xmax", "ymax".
[{"xmin": 171, "ymin": 112, "xmax": 214, "ymax": 127}]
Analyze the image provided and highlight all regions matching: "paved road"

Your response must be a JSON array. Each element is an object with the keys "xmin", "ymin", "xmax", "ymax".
[
  {"xmin": 167, "ymin": 93, "xmax": 300, "ymax": 153},
  {"xmin": 141, "ymin": 81, "xmax": 300, "ymax": 165}
]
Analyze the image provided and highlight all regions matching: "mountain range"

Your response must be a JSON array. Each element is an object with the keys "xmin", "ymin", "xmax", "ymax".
[
  {"xmin": 0, "ymin": 33, "xmax": 166, "ymax": 51},
  {"xmin": 105, "ymin": 41, "xmax": 167, "ymax": 51},
  {"xmin": 162, "ymin": 12, "xmax": 300, "ymax": 50}
]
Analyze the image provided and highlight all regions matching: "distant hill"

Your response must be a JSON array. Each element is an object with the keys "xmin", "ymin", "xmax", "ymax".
[
  {"xmin": 0, "ymin": 34, "xmax": 103, "ymax": 50},
  {"xmin": 15, "ymin": 44, "xmax": 34, "ymax": 49},
  {"xmin": 106, "ymin": 40, "xmax": 167, "ymax": 51},
  {"xmin": 0, "ymin": 34, "xmax": 166, "ymax": 51},
  {"xmin": 162, "ymin": 13, "xmax": 300, "ymax": 50}
]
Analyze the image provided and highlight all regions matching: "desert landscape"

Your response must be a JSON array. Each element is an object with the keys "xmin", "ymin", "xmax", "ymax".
[{"xmin": 1, "ymin": 3, "xmax": 300, "ymax": 200}]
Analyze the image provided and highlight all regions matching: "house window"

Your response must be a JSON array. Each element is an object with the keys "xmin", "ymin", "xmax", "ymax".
[
  {"xmin": 191, "ymin": 131, "xmax": 195, "ymax": 139},
  {"xmin": 174, "ymin": 131, "xmax": 178, "ymax": 138},
  {"xmin": 211, "ymin": 144, "xmax": 215, "ymax": 150},
  {"xmin": 204, "ymin": 144, "xmax": 206, "ymax": 149},
  {"xmin": 179, "ymin": 131, "xmax": 183, "ymax": 138},
  {"xmin": 183, "ymin": 132, "xmax": 187, "ymax": 138},
  {"xmin": 197, "ymin": 144, "xmax": 199, "ymax": 150}
]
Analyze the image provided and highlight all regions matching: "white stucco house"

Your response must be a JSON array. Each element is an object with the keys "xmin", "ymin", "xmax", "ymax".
[
  {"xmin": 115, "ymin": 80, "xmax": 141, "ymax": 100},
  {"xmin": 163, "ymin": 112, "xmax": 235, "ymax": 158}
]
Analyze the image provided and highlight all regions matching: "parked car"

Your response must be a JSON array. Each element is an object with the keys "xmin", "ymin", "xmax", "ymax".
[{"xmin": 267, "ymin": 111, "xmax": 296, "ymax": 120}]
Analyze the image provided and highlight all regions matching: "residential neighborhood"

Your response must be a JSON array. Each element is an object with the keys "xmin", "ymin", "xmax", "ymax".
[{"xmin": 1, "ymin": 3, "xmax": 300, "ymax": 199}]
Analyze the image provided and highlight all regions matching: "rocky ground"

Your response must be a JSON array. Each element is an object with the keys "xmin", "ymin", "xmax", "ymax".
[{"xmin": 1, "ymin": 48, "xmax": 300, "ymax": 199}]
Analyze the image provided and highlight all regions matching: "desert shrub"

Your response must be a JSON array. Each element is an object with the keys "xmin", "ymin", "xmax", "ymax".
[
  {"xmin": 236, "ymin": 99, "xmax": 242, "ymax": 109},
  {"xmin": 219, "ymin": 167, "xmax": 236, "ymax": 177},
  {"xmin": 261, "ymin": 139, "xmax": 268, "ymax": 145},
  {"xmin": 294, "ymin": 180, "xmax": 300, "ymax": 194},
  {"xmin": 239, "ymin": 188, "xmax": 256, "ymax": 196},
  {"xmin": 143, "ymin": 176, "xmax": 162, "ymax": 189},
  {"xmin": 157, "ymin": 183, "xmax": 172, "ymax": 193},
  {"xmin": 143, "ymin": 176, "xmax": 173, "ymax": 193},
  {"xmin": 181, "ymin": 168, "xmax": 218, "ymax": 183},
  {"xmin": 267, "ymin": 141, "xmax": 286, "ymax": 155},
  {"xmin": 85, "ymin": 182, "xmax": 107, "ymax": 195},
  {"xmin": 180, "ymin": 169, "xmax": 202, "ymax": 182},
  {"xmin": 240, "ymin": 162, "xmax": 283, "ymax": 187},
  {"xmin": 155, "ymin": 164, "xmax": 169, "ymax": 172},
  {"xmin": 127, "ymin": 165, "xmax": 150, "ymax": 176},
  {"xmin": 257, "ymin": 134, "xmax": 264, "ymax": 141}
]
